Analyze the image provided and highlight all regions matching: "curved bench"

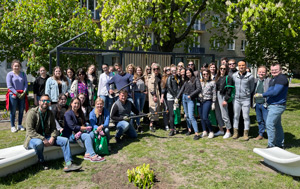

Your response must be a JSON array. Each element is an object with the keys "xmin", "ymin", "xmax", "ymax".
[
  {"xmin": 253, "ymin": 147, "xmax": 300, "ymax": 176},
  {"xmin": 0, "ymin": 143, "xmax": 85, "ymax": 177}
]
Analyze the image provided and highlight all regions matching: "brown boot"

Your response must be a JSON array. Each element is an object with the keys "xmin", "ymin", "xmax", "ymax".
[
  {"xmin": 254, "ymin": 135, "xmax": 264, "ymax": 140},
  {"xmin": 232, "ymin": 129, "xmax": 239, "ymax": 139},
  {"xmin": 243, "ymin": 130, "xmax": 250, "ymax": 141}
]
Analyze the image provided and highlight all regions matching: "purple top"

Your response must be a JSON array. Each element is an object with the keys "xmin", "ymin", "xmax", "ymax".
[
  {"xmin": 6, "ymin": 71, "xmax": 28, "ymax": 94},
  {"xmin": 70, "ymin": 81, "xmax": 88, "ymax": 97}
]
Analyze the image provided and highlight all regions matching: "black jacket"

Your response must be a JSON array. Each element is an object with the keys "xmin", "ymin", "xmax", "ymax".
[
  {"xmin": 176, "ymin": 76, "xmax": 201, "ymax": 99},
  {"xmin": 216, "ymin": 75, "xmax": 234, "ymax": 102},
  {"xmin": 166, "ymin": 75, "xmax": 181, "ymax": 99}
]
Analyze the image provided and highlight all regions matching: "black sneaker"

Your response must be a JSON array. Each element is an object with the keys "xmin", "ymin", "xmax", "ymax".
[
  {"xmin": 39, "ymin": 162, "xmax": 49, "ymax": 170},
  {"xmin": 137, "ymin": 126, "xmax": 143, "ymax": 133},
  {"xmin": 193, "ymin": 135, "xmax": 201, "ymax": 140},
  {"xmin": 63, "ymin": 163, "xmax": 82, "ymax": 172},
  {"xmin": 169, "ymin": 130, "xmax": 175, "ymax": 136},
  {"xmin": 115, "ymin": 136, "xmax": 122, "ymax": 143},
  {"xmin": 185, "ymin": 131, "xmax": 191, "ymax": 136},
  {"xmin": 150, "ymin": 126, "xmax": 156, "ymax": 132}
]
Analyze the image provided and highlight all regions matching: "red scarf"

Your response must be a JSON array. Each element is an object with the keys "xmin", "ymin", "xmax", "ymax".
[{"xmin": 6, "ymin": 89, "xmax": 29, "ymax": 112}]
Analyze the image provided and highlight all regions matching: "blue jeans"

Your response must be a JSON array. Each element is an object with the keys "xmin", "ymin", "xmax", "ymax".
[
  {"xmin": 99, "ymin": 95, "xmax": 113, "ymax": 112},
  {"xmin": 69, "ymin": 132, "xmax": 96, "ymax": 157},
  {"xmin": 182, "ymin": 94, "xmax": 198, "ymax": 133},
  {"xmin": 9, "ymin": 94, "xmax": 25, "ymax": 127},
  {"xmin": 116, "ymin": 120, "xmax": 137, "ymax": 138},
  {"xmin": 198, "ymin": 100, "xmax": 213, "ymax": 132},
  {"xmin": 28, "ymin": 136, "xmax": 72, "ymax": 163},
  {"xmin": 134, "ymin": 92, "xmax": 146, "ymax": 125},
  {"xmin": 255, "ymin": 103, "xmax": 268, "ymax": 136},
  {"xmin": 266, "ymin": 105, "xmax": 286, "ymax": 147}
]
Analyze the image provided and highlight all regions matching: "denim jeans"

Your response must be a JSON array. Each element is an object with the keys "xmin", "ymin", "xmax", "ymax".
[
  {"xmin": 99, "ymin": 95, "xmax": 113, "ymax": 112},
  {"xmin": 133, "ymin": 92, "xmax": 146, "ymax": 125},
  {"xmin": 28, "ymin": 136, "xmax": 72, "ymax": 163},
  {"xmin": 182, "ymin": 94, "xmax": 198, "ymax": 133},
  {"xmin": 69, "ymin": 132, "xmax": 96, "ymax": 157},
  {"xmin": 9, "ymin": 94, "xmax": 25, "ymax": 127},
  {"xmin": 233, "ymin": 98, "xmax": 251, "ymax": 130},
  {"xmin": 255, "ymin": 103, "xmax": 268, "ymax": 136},
  {"xmin": 116, "ymin": 120, "xmax": 137, "ymax": 138},
  {"xmin": 266, "ymin": 105, "xmax": 286, "ymax": 147},
  {"xmin": 198, "ymin": 100, "xmax": 213, "ymax": 132}
]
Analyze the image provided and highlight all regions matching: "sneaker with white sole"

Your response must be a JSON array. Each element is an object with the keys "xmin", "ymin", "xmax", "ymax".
[
  {"xmin": 214, "ymin": 130, "xmax": 224, "ymax": 136},
  {"xmin": 223, "ymin": 132, "xmax": 232, "ymax": 139},
  {"xmin": 11, "ymin": 127, "xmax": 17, "ymax": 133},
  {"xmin": 165, "ymin": 125, "xmax": 169, "ymax": 131},
  {"xmin": 202, "ymin": 131, "xmax": 208, "ymax": 137},
  {"xmin": 208, "ymin": 132, "xmax": 214, "ymax": 139},
  {"xmin": 18, "ymin": 125, "xmax": 25, "ymax": 131}
]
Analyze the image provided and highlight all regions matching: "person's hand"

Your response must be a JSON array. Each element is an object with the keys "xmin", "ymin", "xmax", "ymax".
[
  {"xmin": 123, "ymin": 116, "xmax": 130, "ymax": 122},
  {"xmin": 97, "ymin": 125, "xmax": 104, "ymax": 132},
  {"xmin": 153, "ymin": 95, "xmax": 158, "ymax": 102},
  {"xmin": 43, "ymin": 138, "xmax": 51, "ymax": 147},
  {"xmin": 147, "ymin": 113, "xmax": 152, "ymax": 118},
  {"xmin": 222, "ymin": 101, "xmax": 228, "ymax": 107},
  {"xmin": 199, "ymin": 93, "xmax": 203, "ymax": 98},
  {"xmin": 109, "ymin": 89, "xmax": 114, "ymax": 95},
  {"xmin": 75, "ymin": 131, "xmax": 82, "ymax": 140},
  {"xmin": 132, "ymin": 80, "xmax": 137, "ymax": 84},
  {"xmin": 16, "ymin": 93, "xmax": 22, "ymax": 98},
  {"xmin": 160, "ymin": 98, "xmax": 164, "ymax": 104},
  {"xmin": 65, "ymin": 92, "xmax": 69, "ymax": 97},
  {"xmin": 211, "ymin": 103, "xmax": 215, "ymax": 111},
  {"xmin": 19, "ymin": 92, "xmax": 26, "ymax": 99},
  {"xmin": 174, "ymin": 98, "xmax": 179, "ymax": 104},
  {"xmin": 60, "ymin": 128, "xmax": 64, "ymax": 133},
  {"xmin": 254, "ymin": 93, "xmax": 263, "ymax": 98},
  {"xmin": 48, "ymin": 137, "xmax": 55, "ymax": 145},
  {"xmin": 86, "ymin": 126, "xmax": 93, "ymax": 132},
  {"xmin": 188, "ymin": 96, "xmax": 191, "ymax": 99},
  {"xmin": 34, "ymin": 99, "xmax": 38, "ymax": 106}
]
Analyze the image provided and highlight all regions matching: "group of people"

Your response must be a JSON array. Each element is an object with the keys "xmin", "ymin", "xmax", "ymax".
[{"xmin": 5, "ymin": 57, "xmax": 289, "ymax": 172}]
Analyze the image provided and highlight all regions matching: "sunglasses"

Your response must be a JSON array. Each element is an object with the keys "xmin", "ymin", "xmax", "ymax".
[
  {"xmin": 228, "ymin": 63, "xmax": 235, "ymax": 66},
  {"xmin": 153, "ymin": 68, "xmax": 159, "ymax": 71},
  {"xmin": 220, "ymin": 68, "xmax": 226, "ymax": 70},
  {"xmin": 165, "ymin": 69, "xmax": 171, "ymax": 72},
  {"xmin": 40, "ymin": 100, "xmax": 51, "ymax": 103},
  {"xmin": 188, "ymin": 64, "xmax": 194, "ymax": 66}
]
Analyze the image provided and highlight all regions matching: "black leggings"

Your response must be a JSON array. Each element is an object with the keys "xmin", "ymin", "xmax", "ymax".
[{"xmin": 167, "ymin": 100, "xmax": 175, "ymax": 129}]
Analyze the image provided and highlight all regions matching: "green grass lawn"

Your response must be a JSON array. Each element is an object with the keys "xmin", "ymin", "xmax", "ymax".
[
  {"xmin": 291, "ymin": 78, "xmax": 300, "ymax": 84},
  {"xmin": 1, "ymin": 88, "xmax": 300, "ymax": 188}
]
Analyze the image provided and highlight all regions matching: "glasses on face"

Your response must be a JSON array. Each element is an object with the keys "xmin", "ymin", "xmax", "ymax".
[
  {"xmin": 153, "ymin": 68, "xmax": 159, "ymax": 71},
  {"xmin": 229, "ymin": 63, "xmax": 235, "ymax": 66},
  {"xmin": 220, "ymin": 68, "xmax": 226, "ymax": 70},
  {"xmin": 166, "ymin": 69, "xmax": 171, "ymax": 72},
  {"xmin": 40, "ymin": 100, "xmax": 51, "ymax": 103},
  {"xmin": 188, "ymin": 64, "xmax": 194, "ymax": 66}
]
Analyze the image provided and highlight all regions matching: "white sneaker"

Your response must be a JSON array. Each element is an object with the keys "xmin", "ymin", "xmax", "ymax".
[
  {"xmin": 202, "ymin": 131, "xmax": 208, "ymax": 137},
  {"xmin": 18, "ymin": 125, "xmax": 25, "ymax": 131},
  {"xmin": 11, "ymin": 127, "xmax": 17, "ymax": 133},
  {"xmin": 165, "ymin": 125, "xmax": 169, "ymax": 131},
  {"xmin": 223, "ymin": 132, "xmax": 232, "ymax": 139},
  {"xmin": 214, "ymin": 130, "xmax": 224, "ymax": 136},
  {"xmin": 208, "ymin": 132, "xmax": 214, "ymax": 139}
]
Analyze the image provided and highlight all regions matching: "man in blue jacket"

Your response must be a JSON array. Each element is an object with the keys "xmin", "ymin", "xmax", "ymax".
[{"xmin": 254, "ymin": 63, "xmax": 288, "ymax": 148}]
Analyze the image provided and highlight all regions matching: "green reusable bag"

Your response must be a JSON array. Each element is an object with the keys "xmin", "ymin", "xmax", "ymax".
[
  {"xmin": 174, "ymin": 107, "xmax": 181, "ymax": 125},
  {"xmin": 209, "ymin": 110, "xmax": 217, "ymax": 126},
  {"xmin": 94, "ymin": 134, "xmax": 109, "ymax": 155}
]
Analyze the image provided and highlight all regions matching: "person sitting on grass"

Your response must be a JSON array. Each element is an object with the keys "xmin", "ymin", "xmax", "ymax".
[
  {"xmin": 110, "ymin": 89, "xmax": 143, "ymax": 143},
  {"xmin": 63, "ymin": 97, "xmax": 105, "ymax": 162},
  {"xmin": 24, "ymin": 94, "xmax": 81, "ymax": 172},
  {"xmin": 89, "ymin": 97, "xmax": 111, "ymax": 150}
]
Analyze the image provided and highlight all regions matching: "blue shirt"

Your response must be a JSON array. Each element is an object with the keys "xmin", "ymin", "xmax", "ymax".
[
  {"xmin": 106, "ymin": 73, "xmax": 133, "ymax": 96},
  {"xmin": 263, "ymin": 74, "xmax": 288, "ymax": 105}
]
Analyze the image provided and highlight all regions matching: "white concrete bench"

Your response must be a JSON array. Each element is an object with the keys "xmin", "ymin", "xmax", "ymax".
[
  {"xmin": 0, "ymin": 143, "xmax": 85, "ymax": 177},
  {"xmin": 253, "ymin": 147, "xmax": 300, "ymax": 176}
]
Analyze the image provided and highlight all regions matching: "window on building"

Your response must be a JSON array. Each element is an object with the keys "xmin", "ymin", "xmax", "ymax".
[
  {"xmin": 241, "ymin": 40, "xmax": 248, "ymax": 51},
  {"xmin": 212, "ymin": 39, "xmax": 220, "ymax": 49},
  {"xmin": 187, "ymin": 13, "xmax": 201, "ymax": 30},
  {"xmin": 146, "ymin": 32, "xmax": 154, "ymax": 45},
  {"xmin": 212, "ymin": 15, "xmax": 220, "ymax": 27},
  {"xmin": 227, "ymin": 39, "xmax": 235, "ymax": 50}
]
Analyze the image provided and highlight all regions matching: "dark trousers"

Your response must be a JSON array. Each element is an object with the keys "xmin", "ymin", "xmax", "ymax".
[{"xmin": 167, "ymin": 100, "xmax": 175, "ymax": 129}]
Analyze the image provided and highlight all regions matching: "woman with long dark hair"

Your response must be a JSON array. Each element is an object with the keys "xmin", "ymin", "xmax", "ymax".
[
  {"xmin": 176, "ymin": 68, "xmax": 202, "ymax": 140},
  {"xmin": 63, "ymin": 97, "xmax": 105, "ymax": 162}
]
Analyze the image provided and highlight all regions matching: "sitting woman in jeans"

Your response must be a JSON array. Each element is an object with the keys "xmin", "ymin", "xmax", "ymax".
[
  {"xmin": 198, "ymin": 69, "xmax": 216, "ymax": 139},
  {"xmin": 89, "ymin": 97, "xmax": 110, "ymax": 150},
  {"xmin": 176, "ymin": 68, "xmax": 202, "ymax": 140},
  {"xmin": 63, "ymin": 97, "xmax": 105, "ymax": 162}
]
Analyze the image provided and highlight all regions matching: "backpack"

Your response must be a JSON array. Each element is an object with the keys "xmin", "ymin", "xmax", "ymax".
[{"xmin": 224, "ymin": 76, "xmax": 235, "ymax": 103}]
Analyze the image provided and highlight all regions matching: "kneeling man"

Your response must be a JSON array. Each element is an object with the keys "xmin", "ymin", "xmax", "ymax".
[{"xmin": 24, "ymin": 94, "xmax": 81, "ymax": 172}]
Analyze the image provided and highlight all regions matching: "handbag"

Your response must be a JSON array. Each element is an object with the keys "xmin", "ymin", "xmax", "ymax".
[{"xmin": 94, "ymin": 131, "xmax": 109, "ymax": 155}]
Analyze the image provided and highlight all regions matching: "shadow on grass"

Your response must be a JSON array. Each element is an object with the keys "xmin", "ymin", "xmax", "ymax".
[
  {"xmin": 286, "ymin": 87, "xmax": 300, "ymax": 111},
  {"xmin": 0, "ymin": 156, "xmax": 84, "ymax": 185},
  {"xmin": 260, "ymin": 161, "xmax": 300, "ymax": 181},
  {"xmin": 284, "ymin": 132, "xmax": 300, "ymax": 149}
]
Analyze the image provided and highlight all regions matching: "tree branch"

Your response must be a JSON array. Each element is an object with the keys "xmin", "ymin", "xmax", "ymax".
[{"xmin": 180, "ymin": 2, "xmax": 189, "ymax": 14}]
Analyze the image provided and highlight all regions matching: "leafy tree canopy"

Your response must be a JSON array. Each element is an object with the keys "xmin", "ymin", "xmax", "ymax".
[
  {"xmin": 0, "ymin": 0, "xmax": 104, "ymax": 75},
  {"xmin": 227, "ymin": 0, "xmax": 300, "ymax": 69},
  {"xmin": 97, "ymin": 0, "xmax": 235, "ymax": 52}
]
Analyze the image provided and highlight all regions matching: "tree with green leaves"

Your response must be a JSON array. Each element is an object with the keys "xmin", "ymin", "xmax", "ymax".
[
  {"xmin": 227, "ymin": 0, "xmax": 300, "ymax": 69},
  {"xmin": 0, "ymin": 0, "xmax": 104, "ymax": 75},
  {"xmin": 97, "ymin": 0, "xmax": 234, "ymax": 52}
]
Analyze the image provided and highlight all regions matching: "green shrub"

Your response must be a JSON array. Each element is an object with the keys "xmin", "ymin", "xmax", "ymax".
[{"xmin": 127, "ymin": 163, "xmax": 154, "ymax": 189}]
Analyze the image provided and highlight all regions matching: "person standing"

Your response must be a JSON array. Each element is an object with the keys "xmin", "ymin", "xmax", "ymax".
[
  {"xmin": 98, "ymin": 64, "xmax": 113, "ymax": 111},
  {"xmin": 161, "ymin": 66, "xmax": 171, "ymax": 131},
  {"xmin": 254, "ymin": 63, "xmax": 288, "ymax": 148},
  {"xmin": 253, "ymin": 66, "xmax": 270, "ymax": 140},
  {"xmin": 24, "ymin": 94, "xmax": 81, "ymax": 171},
  {"xmin": 232, "ymin": 61, "xmax": 255, "ymax": 140},
  {"xmin": 33, "ymin": 66, "xmax": 49, "ymax": 106},
  {"xmin": 6, "ymin": 60, "xmax": 28, "ymax": 132}
]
